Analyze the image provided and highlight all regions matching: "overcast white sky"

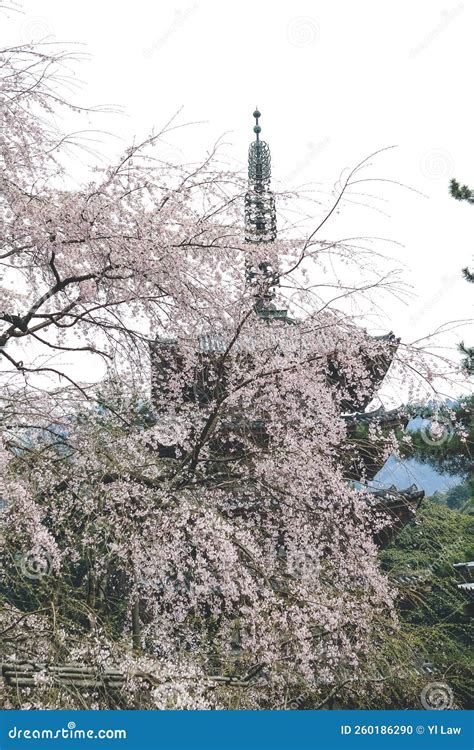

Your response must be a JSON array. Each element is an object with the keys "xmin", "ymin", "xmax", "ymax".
[{"xmin": 2, "ymin": 0, "xmax": 473, "ymax": 381}]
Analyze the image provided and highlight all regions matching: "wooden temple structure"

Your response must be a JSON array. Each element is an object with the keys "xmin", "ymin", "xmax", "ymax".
[{"xmin": 149, "ymin": 109, "xmax": 425, "ymax": 548}]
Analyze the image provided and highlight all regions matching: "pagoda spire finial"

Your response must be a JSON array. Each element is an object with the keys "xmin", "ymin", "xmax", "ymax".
[
  {"xmin": 245, "ymin": 108, "xmax": 287, "ymax": 319},
  {"xmin": 245, "ymin": 108, "xmax": 276, "ymax": 243},
  {"xmin": 253, "ymin": 107, "xmax": 261, "ymax": 141}
]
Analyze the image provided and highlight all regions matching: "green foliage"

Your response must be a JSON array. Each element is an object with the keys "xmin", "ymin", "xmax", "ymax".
[
  {"xmin": 380, "ymin": 502, "xmax": 474, "ymax": 578},
  {"xmin": 458, "ymin": 341, "xmax": 474, "ymax": 375},
  {"xmin": 431, "ymin": 482, "xmax": 473, "ymax": 513},
  {"xmin": 450, "ymin": 178, "xmax": 474, "ymax": 204},
  {"xmin": 378, "ymin": 501, "xmax": 474, "ymax": 709},
  {"xmin": 462, "ymin": 266, "xmax": 474, "ymax": 283}
]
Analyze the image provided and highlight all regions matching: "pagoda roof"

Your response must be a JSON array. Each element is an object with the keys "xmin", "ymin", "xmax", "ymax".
[{"xmin": 368, "ymin": 484, "xmax": 424, "ymax": 547}]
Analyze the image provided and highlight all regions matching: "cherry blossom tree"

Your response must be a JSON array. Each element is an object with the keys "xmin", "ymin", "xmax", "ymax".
[{"xmin": 0, "ymin": 35, "xmax": 464, "ymax": 710}]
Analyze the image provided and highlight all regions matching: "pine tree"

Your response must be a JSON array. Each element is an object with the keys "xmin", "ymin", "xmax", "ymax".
[{"xmin": 449, "ymin": 179, "xmax": 473, "ymax": 374}]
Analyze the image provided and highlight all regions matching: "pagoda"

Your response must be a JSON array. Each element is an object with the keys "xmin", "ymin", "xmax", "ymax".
[{"xmin": 150, "ymin": 110, "xmax": 424, "ymax": 545}]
